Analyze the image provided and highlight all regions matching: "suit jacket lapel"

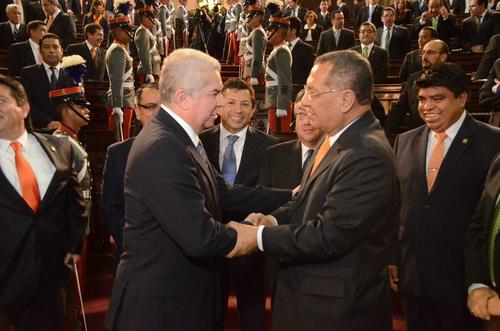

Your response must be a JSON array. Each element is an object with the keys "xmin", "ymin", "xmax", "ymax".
[
  {"xmin": 236, "ymin": 127, "xmax": 256, "ymax": 184},
  {"xmin": 204, "ymin": 127, "xmax": 221, "ymax": 172}
]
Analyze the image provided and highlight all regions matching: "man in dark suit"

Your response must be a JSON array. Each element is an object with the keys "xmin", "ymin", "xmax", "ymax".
[
  {"xmin": 0, "ymin": 0, "xmax": 28, "ymax": 22},
  {"xmin": 20, "ymin": 33, "xmax": 68, "ymax": 129},
  {"xmin": 412, "ymin": 0, "xmax": 458, "ymax": 45},
  {"xmin": 390, "ymin": 63, "xmax": 500, "ymax": 331},
  {"xmin": 336, "ymin": 0, "xmax": 350, "ymax": 19},
  {"xmin": 446, "ymin": 0, "xmax": 466, "ymax": 14},
  {"xmin": 476, "ymin": 33, "xmax": 500, "ymax": 79},
  {"xmin": 101, "ymin": 83, "xmax": 160, "ymax": 266},
  {"xmin": 26, "ymin": 0, "xmax": 47, "ymax": 22},
  {"xmin": 461, "ymin": 0, "xmax": 500, "ymax": 53},
  {"xmin": 65, "ymin": 23, "xmax": 106, "ymax": 81},
  {"xmin": 200, "ymin": 78, "xmax": 279, "ymax": 331},
  {"xmin": 412, "ymin": 0, "xmax": 429, "ymax": 18},
  {"xmin": 316, "ymin": 10, "xmax": 356, "ymax": 56},
  {"xmin": 42, "ymin": 0, "xmax": 76, "ymax": 48},
  {"xmin": 229, "ymin": 50, "xmax": 399, "ymax": 331},
  {"xmin": 104, "ymin": 49, "xmax": 291, "ymax": 331},
  {"xmin": 8, "ymin": 20, "xmax": 47, "ymax": 77},
  {"xmin": 65, "ymin": 0, "xmax": 81, "ymax": 15},
  {"xmin": 0, "ymin": 74, "xmax": 86, "ymax": 331},
  {"xmin": 376, "ymin": 7, "xmax": 409, "ymax": 58},
  {"xmin": 351, "ymin": 22, "xmax": 389, "ymax": 84},
  {"xmin": 259, "ymin": 89, "xmax": 323, "ymax": 190},
  {"xmin": 465, "ymin": 153, "xmax": 500, "ymax": 330},
  {"xmin": 399, "ymin": 26, "xmax": 437, "ymax": 82},
  {"xmin": 0, "ymin": 4, "xmax": 28, "ymax": 47},
  {"xmin": 385, "ymin": 39, "xmax": 449, "ymax": 133},
  {"xmin": 479, "ymin": 58, "xmax": 500, "ymax": 126},
  {"xmin": 283, "ymin": 0, "xmax": 307, "ymax": 23},
  {"xmin": 287, "ymin": 17, "xmax": 314, "ymax": 85},
  {"xmin": 354, "ymin": 0, "xmax": 384, "ymax": 28},
  {"xmin": 316, "ymin": 0, "xmax": 331, "ymax": 29}
]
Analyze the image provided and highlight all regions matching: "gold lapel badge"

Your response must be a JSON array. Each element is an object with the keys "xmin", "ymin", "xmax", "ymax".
[
  {"xmin": 50, "ymin": 146, "xmax": 56, "ymax": 152},
  {"xmin": 462, "ymin": 138, "xmax": 468, "ymax": 144}
]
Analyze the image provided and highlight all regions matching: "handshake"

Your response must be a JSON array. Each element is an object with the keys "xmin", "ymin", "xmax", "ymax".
[{"xmin": 224, "ymin": 213, "xmax": 277, "ymax": 259}]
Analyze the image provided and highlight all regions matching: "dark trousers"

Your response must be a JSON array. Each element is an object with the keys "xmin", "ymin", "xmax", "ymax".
[
  {"xmin": 0, "ymin": 291, "xmax": 64, "ymax": 331},
  {"xmin": 402, "ymin": 293, "xmax": 481, "ymax": 331}
]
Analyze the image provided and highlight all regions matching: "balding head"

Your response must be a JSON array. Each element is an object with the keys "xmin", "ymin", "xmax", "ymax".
[{"xmin": 421, "ymin": 39, "xmax": 449, "ymax": 69}]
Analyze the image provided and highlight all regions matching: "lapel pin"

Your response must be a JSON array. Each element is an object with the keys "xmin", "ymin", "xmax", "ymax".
[
  {"xmin": 462, "ymin": 138, "xmax": 468, "ymax": 144},
  {"xmin": 50, "ymin": 146, "xmax": 56, "ymax": 152}
]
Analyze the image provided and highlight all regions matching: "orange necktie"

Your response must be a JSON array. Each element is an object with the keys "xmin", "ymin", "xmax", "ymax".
[
  {"xmin": 427, "ymin": 132, "xmax": 447, "ymax": 191},
  {"xmin": 309, "ymin": 136, "xmax": 331, "ymax": 176},
  {"xmin": 11, "ymin": 142, "xmax": 41, "ymax": 212},
  {"xmin": 91, "ymin": 47, "xmax": 97, "ymax": 59},
  {"xmin": 46, "ymin": 15, "xmax": 54, "ymax": 30}
]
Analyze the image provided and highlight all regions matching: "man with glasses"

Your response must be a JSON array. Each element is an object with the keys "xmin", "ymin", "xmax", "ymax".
[
  {"xmin": 385, "ymin": 39, "xmax": 448, "ymax": 133},
  {"xmin": 227, "ymin": 50, "xmax": 399, "ymax": 331},
  {"xmin": 350, "ymin": 22, "xmax": 388, "ymax": 84},
  {"xmin": 101, "ymin": 82, "xmax": 161, "ymax": 267}
]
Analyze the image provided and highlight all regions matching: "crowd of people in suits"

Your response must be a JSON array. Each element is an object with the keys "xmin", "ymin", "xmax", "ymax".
[{"xmin": 0, "ymin": 0, "xmax": 499, "ymax": 330}]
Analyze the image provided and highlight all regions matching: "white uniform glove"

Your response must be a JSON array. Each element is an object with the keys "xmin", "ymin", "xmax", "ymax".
[
  {"xmin": 250, "ymin": 77, "xmax": 259, "ymax": 86},
  {"xmin": 112, "ymin": 107, "xmax": 124, "ymax": 124},
  {"xmin": 276, "ymin": 108, "xmax": 288, "ymax": 118},
  {"xmin": 146, "ymin": 74, "xmax": 155, "ymax": 83}
]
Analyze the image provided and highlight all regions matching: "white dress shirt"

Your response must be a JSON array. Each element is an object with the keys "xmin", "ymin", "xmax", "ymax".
[
  {"xmin": 28, "ymin": 38, "xmax": 41, "ymax": 64},
  {"xmin": 301, "ymin": 143, "xmax": 314, "ymax": 167},
  {"xmin": 425, "ymin": 111, "xmax": 466, "ymax": 178},
  {"xmin": 287, "ymin": 37, "xmax": 299, "ymax": 51},
  {"xmin": 303, "ymin": 24, "xmax": 317, "ymax": 41},
  {"xmin": 257, "ymin": 118, "xmax": 359, "ymax": 251},
  {"xmin": 218, "ymin": 124, "xmax": 248, "ymax": 171},
  {"xmin": 162, "ymin": 105, "xmax": 200, "ymax": 147},
  {"xmin": 9, "ymin": 21, "xmax": 20, "ymax": 34},
  {"xmin": 0, "ymin": 131, "xmax": 55, "ymax": 199},
  {"xmin": 42, "ymin": 62, "xmax": 61, "ymax": 82}
]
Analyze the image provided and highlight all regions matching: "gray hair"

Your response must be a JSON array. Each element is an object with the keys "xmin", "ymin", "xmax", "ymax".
[
  {"xmin": 159, "ymin": 49, "xmax": 221, "ymax": 103},
  {"xmin": 314, "ymin": 50, "xmax": 373, "ymax": 105},
  {"xmin": 6, "ymin": 4, "xmax": 20, "ymax": 13},
  {"xmin": 43, "ymin": 0, "xmax": 61, "ymax": 7}
]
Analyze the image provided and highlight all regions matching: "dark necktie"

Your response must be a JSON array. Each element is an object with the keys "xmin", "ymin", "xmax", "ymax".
[
  {"xmin": 49, "ymin": 66, "xmax": 57, "ymax": 89},
  {"xmin": 221, "ymin": 135, "xmax": 238, "ymax": 185},
  {"xmin": 13, "ymin": 26, "xmax": 19, "ymax": 41},
  {"xmin": 302, "ymin": 149, "xmax": 314, "ymax": 172}
]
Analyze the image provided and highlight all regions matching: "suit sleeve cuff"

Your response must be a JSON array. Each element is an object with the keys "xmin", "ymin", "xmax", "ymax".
[
  {"xmin": 468, "ymin": 283, "xmax": 490, "ymax": 293},
  {"xmin": 492, "ymin": 84, "xmax": 498, "ymax": 94}
]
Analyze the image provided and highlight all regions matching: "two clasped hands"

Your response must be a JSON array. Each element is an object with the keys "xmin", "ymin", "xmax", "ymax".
[{"xmin": 224, "ymin": 213, "xmax": 274, "ymax": 258}]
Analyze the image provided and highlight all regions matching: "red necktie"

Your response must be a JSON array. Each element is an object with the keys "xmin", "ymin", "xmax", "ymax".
[{"xmin": 10, "ymin": 141, "xmax": 41, "ymax": 211}]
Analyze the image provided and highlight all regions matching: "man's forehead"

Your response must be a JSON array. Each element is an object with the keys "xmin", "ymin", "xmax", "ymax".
[{"xmin": 418, "ymin": 86, "xmax": 452, "ymax": 97}]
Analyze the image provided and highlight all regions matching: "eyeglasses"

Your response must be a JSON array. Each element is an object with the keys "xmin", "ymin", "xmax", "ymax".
[
  {"xmin": 303, "ymin": 86, "xmax": 337, "ymax": 100},
  {"xmin": 138, "ymin": 103, "xmax": 159, "ymax": 110}
]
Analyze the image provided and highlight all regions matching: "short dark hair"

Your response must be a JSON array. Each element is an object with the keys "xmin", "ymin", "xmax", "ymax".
[
  {"xmin": 221, "ymin": 78, "xmax": 255, "ymax": 108},
  {"xmin": 27, "ymin": 20, "xmax": 46, "ymax": 33},
  {"xmin": 136, "ymin": 82, "xmax": 159, "ymax": 104},
  {"xmin": 0, "ymin": 75, "xmax": 31, "ymax": 131},
  {"xmin": 331, "ymin": 10, "xmax": 342, "ymax": 18},
  {"xmin": 476, "ymin": 0, "xmax": 487, "ymax": 7},
  {"xmin": 84, "ymin": 23, "xmax": 103, "ymax": 37},
  {"xmin": 289, "ymin": 16, "xmax": 302, "ymax": 36},
  {"xmin": 421, "ymin": 26, "xmax": 438, "ymax": 39},
  {"xmin": 39, "ymin": 33, "xmax": 62, "ymax": 48},
  {"xmin": 315, "ymin": 50, "xmax": 373, "ymax": 105},
  {"xmin": 360, "ymin": 22, "xmax": 376, "ymax": 33},
  {"xmin": 383, "ymin": 6, "xmax": 395, "ymax": 15},
  {"xmin": 415, "ymin": 62, "xmax": 469, "ymax": 98}
]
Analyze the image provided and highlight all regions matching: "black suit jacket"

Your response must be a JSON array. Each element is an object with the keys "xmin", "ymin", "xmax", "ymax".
[
  {"xmin": 8, "ymin": 39, "xmax": 36, "ymax": 77},
  {"xmin": 316, "ymin": 28, "xmax": 356, "ymax": 56},
  {"xmin": 316, "ymin": 11, "xmax": 332, "ymax": 29},
  {"xmin": 464, "ymin": 153, "xmax": 500, "ymax": 292},
  {"xmin": 411, "ymin": 1, "xmax": 428, "ymax": 18},
  {"xmin": 100, "ymin": 137, "xmax": 134, "ymax": 264},
  {"xmin": 284, "ymin": 7, "xmax": 307, "ymax": 23},
  {"xmin": 20, "ymin": 64, "xmax": 70, "ymax": 129},
  {"xmin": 26, "ymin": 0, "xmax": 46, "ymax": 22},
  {"xmin": 476, "ymin": 33, "xmax": 500, "ymax": 79},
  {"xmin": 258, "ymin": 139, "xmax": 303, "ymax": 190},
  {"xmin": 0, "ymin": 132, "xmax": 86, "ymax": 312},
  {"xmin": 300, "ymin": 25, "xmax": 323, "ymax": 42},
  {"xmin": 394, "ymin": 115, "xmax": 500, "ymax": 302},
  {"xmin": 354, "ymin": 5, "xmax": 383, "ymax": 28},
  {"xmin": 262, "ymin": 111, "xmax": 398, "ymax": 330},
  {"xmin": 291, "ymin": 39, "xmax": 315, "ymax": 85},
  {"xmin": 48, "ymin": 11, "xmax": 76, "ymax": 48},
  {"xmin": 479, "ymin": 57, "xmax": 500, "ymax": 113},
  {"xmin": 65, "ymin": 42, "xmax": 107, "ymax": 81},
  {"xmin": 105, "ymin": 109, "xmax": 291, "ymax": 331},
  {"xmin": 460, "ymin": 11, "xmax": 500, "ymax": 51},
  {"xmin": 0, "ymin": 21, "xmax": 28, "ymax": 48},
  {"xmin": 351, "ymin": 44, "xmax": 389, "ymax": 84},
  {"xmin": 412, "ymin": 14, "xmax": 458, "ymax": 45},
  {"xmin": 376, "ymin": 25, "xmax": 409, "ymax": 58},
  {"xmin": 399, "ymin": 48, "xmax": 422, "ymax": 82}
]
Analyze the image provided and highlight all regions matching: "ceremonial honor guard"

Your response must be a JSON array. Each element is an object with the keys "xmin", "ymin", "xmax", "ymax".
[
  {"xmin": 265, "ymin": 0, "xmax": 292, "ymax": 134},
  {"xmin": 243, "ymin": 0, "xmax": 266, "ymax": 86},
  {"xmin": 175, "ymin": 0, "xmax": 189, "ymax": 48},
  {"xmin": 227, "ymin": 0, "xmax": 242, "ymax": 64},
  {"xmin": 106, "ymin": 0, "xmax": 137, "ymax": 140},
  {"xmin": 237, "ymin": 4, "xmax": 249, "ymax": 72},
  {"xmin": 135, "ymin": 0, "xmax": 161, "ymax": 83},
  {"xmin": 48, "ymin": 54, "xmax": 92, "ymax": 331},
  {"xmin": 158, "ymin": 0, "xmax": 175, "ymax": 54}
]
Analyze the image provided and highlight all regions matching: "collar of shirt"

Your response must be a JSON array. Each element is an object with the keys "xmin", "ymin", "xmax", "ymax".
[
  {"xmin": 326, "ymin": 117, "xmax": 359, "ymax": 147},
  {"xmin": 361, "ymin": 42, "xmax": 374, "ymax": 52},
  {"xmin": 321, "ymin": 11, "xmax": 328, "ymax": 16},
  {"xmin": 428, "ymin": 110, "xmax": 466, "ymax": 144},
  {"xmin": 29, "ymin": 38, "xmax": 38, "ymax": 48},
  {"xmin": 384, "ymin": 24, "xmax": 393, "ymax": 31},
  {"xmin": 304, "ymin": 24, "xmax": 317, "ymax": 30},
  {"xmin": 9, "ymin": 21, "xmax": 20, "ymax": 32},
  {"xmin": 0, "ymin": 130, "xmax": 29, "ymax": 153},
  {"xmin": 219, "ymin": 124, "xmax": 248, "ymax": 144},
  {"xmin": 85, "ymin": 40, "xmax": 94, "ymax": 51},
  {"xmin": 162, "ymin": 105, "xmax": 200, "ymax": 147},
  {"xmin": 479, "ymin": 10, "xmax": 487, "ymax": 21},
  {"xmin": 52, "ymin": 8, "xmax": 61, "ymax": 19},
  {"xmin": 42, "ymin": 61, "xmax": 61, "ymax": 72},
  {"xmin": 289, "ymin": 37, "xmax": 299, "ymax": 49},
  {"xmin": 332, "ymin": 27, "xmax": 341, "ymax": 33}
]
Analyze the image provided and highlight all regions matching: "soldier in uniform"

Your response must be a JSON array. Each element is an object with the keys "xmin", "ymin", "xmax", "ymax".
[
  {"xmin": 175, "ymin": 0, "xmax": 189, "ymax": 48},
  {"xmin": 237, "ymin": 3, "xmax": 249, "ymax": 72},
  {"xmin": 243, "ymin": 1, "xmax": 266, "ymax": 86},
  {"xmin": 48, "ymin": 54, "xmax": 92, "ymax": 331},
  {"xmin": 135, "ymin": 0, "xmax": 161, "ymax": 83},
  {"xmin": 265, "ymin": 0, "xmax": 292, "ymax": 134},
  {"xmin": 158, "ymin": 0, "xmax": 175, "ymax": 54},
  {"xmin": 106, "ymin": 0, "xmax": 137, "ymax": 140},
  {"xmin": 227, "ymin": 0, "xmax": 242, "ymax": 64}
]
